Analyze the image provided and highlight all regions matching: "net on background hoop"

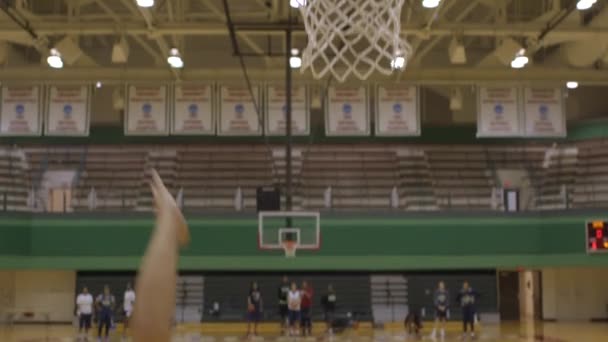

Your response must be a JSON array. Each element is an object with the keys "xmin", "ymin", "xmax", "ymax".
[
  {"xmin": 282, "ymin": 240, "xmax": 298, "ymax": 257},
  {"xmin": 295, "ymin": 0, "xmax": 412, "ymax": 82}
]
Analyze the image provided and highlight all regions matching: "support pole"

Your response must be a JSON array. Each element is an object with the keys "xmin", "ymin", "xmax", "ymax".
[{"xmin": 285, "ymin": 8, "xmax": 293, "ymax": 233}]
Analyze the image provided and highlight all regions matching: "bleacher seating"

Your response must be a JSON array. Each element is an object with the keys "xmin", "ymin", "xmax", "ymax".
[
  {"xmin": 425, "ymin": 146, "xmax": 495, "ymax": 210},
  {"xmin": 5, "ymin": 140, "xmax": 608, "ymax": 213},
  {"xmin": 136, "ymin": 150, "xmax": 178, "ymax": 211},
  {"xmin": 175, "ymin": 146, "xmax": 274, "ymax": 210},
  {"xmin": 572, "ymin": 140, "xmax": 608, "ymax": 208},
  {"xmin": 300, "ymin": 146, "xmax": 399, "ymax": 210},
  {"xmin": 0, "ymin": 148, "xmax": 29, "ymax": 211},
  {"xmin": 395, "ymin": 149, "xmax": 438, "ymax": 211},
  {"xmin": 534, "ymin": 146, "xmax": 578, "ymax": 210},
  {"xmin": 72, "ymin": 148, "xmax": 147, "ymax": 211}
]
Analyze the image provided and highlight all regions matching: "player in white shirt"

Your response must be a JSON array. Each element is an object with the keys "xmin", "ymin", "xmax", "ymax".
[
  {"xmin": 287, "ymin": 282, "xmax": 302, "ymax": 336},
  {"xmin": 76, "ymin": 286, "xmax": 94, "ymax": 340},
  {"xmin": 123, "ymin": 283, "xmax": 136, "ymax": 339}
]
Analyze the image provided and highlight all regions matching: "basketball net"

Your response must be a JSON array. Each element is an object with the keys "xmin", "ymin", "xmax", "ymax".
[
  {"xmin": 282, "ymin": 241, "xmax": 298, "ymax": 258},
  {"xmin": 297, "ymin": 0, "xmax": 412, "ymax": 82}
]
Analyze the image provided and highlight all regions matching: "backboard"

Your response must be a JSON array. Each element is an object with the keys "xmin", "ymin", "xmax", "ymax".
[{"xmin": 258, "ymin": 211, "xmax": 321, "ymax": 256}]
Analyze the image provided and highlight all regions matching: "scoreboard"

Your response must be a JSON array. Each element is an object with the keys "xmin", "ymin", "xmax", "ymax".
[{"xmin": 586, "ymin": 220, "xmax": 608, "ymax": 253}]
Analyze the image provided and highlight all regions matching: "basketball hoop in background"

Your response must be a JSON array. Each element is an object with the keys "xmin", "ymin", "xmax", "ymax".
[
  {"xmin": 282, "ymin": 240, "xmax": 298, "ymax": 257},
  {"xmin": 296, "ymin": 0, "xmax": 412, "ymax": 82}
]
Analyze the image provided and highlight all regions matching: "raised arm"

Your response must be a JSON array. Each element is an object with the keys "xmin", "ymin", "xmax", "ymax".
[{"xmin": 132, "ymin": 170, "xmax": 190, "ymax": 342}]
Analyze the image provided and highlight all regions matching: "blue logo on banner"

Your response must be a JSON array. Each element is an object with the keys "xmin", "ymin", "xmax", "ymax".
[
  {"xmin": 539, "ymin": 104, "xmax": 549, "ymax": 120},
  {"xmin": 494, "ymin": 104, "xmax": 504, "ymax": 116},
  {"xmin": 15, "ymin": 104, "xmax": 25, "ymax": 119},
  {"xmin": 393, "ymin": 103, "xmax": 403, "ymax": 114},
  {"xmin": 342, "ymin": 103, "xmax": 352, "ymax": 119},
  {"xmin": 235, "ymin": 104, "xmax": 245, "ymax": 119},
  {"xmin": 142, "ymin": 103, "xmax": 152, "ymax": 118},
  {"xmin": 63, "ymin": 104, "xmax": 73, "ymax": 119},
  {"xmin": 188, "ymin": 104, "xmax": 198, "ymax": 118}
]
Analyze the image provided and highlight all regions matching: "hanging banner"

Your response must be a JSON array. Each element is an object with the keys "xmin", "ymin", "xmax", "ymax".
[
  {"xmin": 45, "ymin": 85, "xmax": 91, "ymax": 136},
  {"xmin": 125, "ymin": 85, "xmax": 169, "ymax": 135},
  {"xmin": 325, "ymin": 86, "xmax": 369, "ymax": 136},
  {"xmin": 265, "ymin": 84, "xmax": 309, "ymax": 136},
  {"xmin": 0, "ymin": 85, "xmax": 41, "ymax": 136},
  {"xmin": 524, "ymin": 87, "xmax": 566, "ymax": 137},
  {"xmin": 375, "ymin": 85, "xmax": 420, "ymax": 136},
  {"xmin": 218, "ymin": 85, "xmax": 261, "ymax": 136},
  {"xmin": 171, "ymin": 84, "xmax": 215, "ymax": 135},
  {"xmin": 477, "ymin": 86, "xmax": 522, "ymax": 137}
]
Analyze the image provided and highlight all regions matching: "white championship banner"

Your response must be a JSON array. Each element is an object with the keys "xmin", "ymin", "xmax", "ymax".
[
  {"xmin": 265, "ymin": 85, "xmax": 309, "ymax": 136},
  {"xmin": 172, "ymin": 84, "xmax": 214, "ymax": 135},
  {"xmin": 375, "ymin": 85, "xmax": 419, "ymax": 136},
  {"xmin": 0, "ymin": 85, "xmax": 41, "ymax": 136},
  {"xmin": 125, "ymin": 85, "xmax": 169, "ymax": 135},
  {"xmin": 325, "ymin": 86, "xmax": 369, "ymax": 136},
  {"xmin": 45, "ymin": 85, "xmax": 90, "ymax": 136},
  {"xmin": 477, "ymin": 86, "xmax": 521, "ymax": 137},
  {"xmin": 524, "ymin": 87, "xmax": 566, "ymax": 137},
  {"xmin": 218, "ymin": 85, "xmax": 261, "ymax": 136}
]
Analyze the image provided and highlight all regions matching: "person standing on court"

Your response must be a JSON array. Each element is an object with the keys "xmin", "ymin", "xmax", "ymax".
[
  {"xmin": 277, "ymin": 276, "xmax": 290, "ymax": 334},
  {"xmin": 287, "ymin": 281, "xmax": 302, "ymax": 336},
  {"xmin": 76, "ymin": 286, "xmax": 94, "ymax": 341},
  {"xmin": 96, "ymin": 285, "xmax": 116, "ymax": 342},
  {"xmin": 246, "ymin": 281, "xmax": 263, "ymax": 337},
  {"xmin": 456, "ymin": 281, "xmax": 480, "ymax": 340},
  {"xmin": 430, "ymin": 281, "xmax": 449, "ymax": 340},
  {"xmin": 321, "ymin": 284, "xmax": 337, "ymax": 335},
  {"xmin": 123, "ymin": 283, "xmax": 136, "ymax": 339},
  {"xmin": 300, "ymin": 281, "xmax": 314, "ymax": 336}
]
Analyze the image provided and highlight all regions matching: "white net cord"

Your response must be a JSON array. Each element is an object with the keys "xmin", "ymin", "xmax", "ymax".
[{"xmin": 297, "ymin": 0, "xmax": 412, "ymax": 82}]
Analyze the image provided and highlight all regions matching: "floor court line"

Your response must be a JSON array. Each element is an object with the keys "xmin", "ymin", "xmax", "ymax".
[{"xmin": 1, "ymin": 322, "xmax": 607, "ymax": 342}]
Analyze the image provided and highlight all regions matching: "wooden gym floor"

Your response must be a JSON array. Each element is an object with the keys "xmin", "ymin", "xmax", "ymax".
[{"xmin": 1, "ymin": 321, "xmax": 607, "ymax": 342}]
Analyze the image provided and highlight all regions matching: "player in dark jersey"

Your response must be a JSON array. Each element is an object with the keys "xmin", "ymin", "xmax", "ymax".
[
  {"xmin": 456, "ymin": 281, "xmax": 480, "ymax": 340},
  {"xmin": 278, "ymin": 276, "xmax": 290, "ymax": 334},
  {"xmin": 431, "ymin": 281, "xmax": 449, "ymax": 340},
  {"xmin": 246, "ymin": 282, "xmax": 263, "ymax": 337},
  {"xmin": 321, "ymin": 284, "xmax": 337, "ymax": 335},
  {"xmin": 95, "ymin": 285, "xmax": 115, "ymax": 342}
]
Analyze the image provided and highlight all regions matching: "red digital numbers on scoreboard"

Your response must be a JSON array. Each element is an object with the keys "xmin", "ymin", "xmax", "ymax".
[{"xmin": 587, "ymin": 220, "xmax": 608, "ymax": 254}]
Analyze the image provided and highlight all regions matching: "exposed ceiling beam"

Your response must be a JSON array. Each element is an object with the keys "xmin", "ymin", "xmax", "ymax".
[
  {"xmin": 410, "ymin": 0, "xmax": 482, "ymax": 66},
  {"xmin": 0, "ymin": 22, "xmax": 603, "ymax": 39},
  {"xmin": 117, "ymin": 0, "xmax": 180, "ymax": 79},
  {"xmin": 93, "ymin": 0, "xmax": 163, "ymax": 64},
  {"xmin": 1, "ymin": 66, "xmax": 607, "ymax": 84},
  {"xmin": 199, "ymin": 0, "xmax": 274, "ymax": 65}
]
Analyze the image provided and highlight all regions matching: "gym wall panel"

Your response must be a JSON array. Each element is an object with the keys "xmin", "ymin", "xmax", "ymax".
[
  {"xmin": 14, "ymin": 271, "xmax": 76, "ymax": 322},
  {"xmin": 0, "ymin": 271, "xmax": 16, "ymax": 320},
  {"xmin": 542, "ymin": 268, "xmax": 608, "ymax": 321},
  {"xmin": 2, "ymin": 213, "xmax": 608, "ymax": 270}
]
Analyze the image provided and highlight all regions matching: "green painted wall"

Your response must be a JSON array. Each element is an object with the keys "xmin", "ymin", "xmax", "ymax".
[{"xmin": 1, "ymin": 212, "xmax": 608, "ymax": 270}]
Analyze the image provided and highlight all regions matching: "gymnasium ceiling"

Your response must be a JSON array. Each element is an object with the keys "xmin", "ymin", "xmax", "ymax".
[{"xmin": 0, "ymin": 0, "xmax": 607, "ymax": 84}]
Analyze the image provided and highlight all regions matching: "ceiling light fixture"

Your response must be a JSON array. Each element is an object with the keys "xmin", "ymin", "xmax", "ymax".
[
  {"xmin": 566, "ymin": 81, "xmax": 579, "ymax": 89},
  {"xmin": 47, "ymin": 48, "xmax": 64, "ymax": 69},
  {"xmin": 167, "ymin": 48, "xmax": 184, "ymax": 69},
  {"xmin": 290, "ymin": 0, "xmax": 307, "ymax": 9},
  {"xmin": 510, "ymin": 49, "xmax": 529, "ymax": 69},
  {"xmin": 422, "ymin": 0, "xmax": 441, "ymax": 9},
  {"xmin": 576, "ymin": 0, "xmax": 597, "ymax": 10},
  {"xmin": 136, "ymin": 0, "xmax": 155, "ymax": 8},
  {"xmin": 289, "ymin": 48, "xmax": 302, "ymax": 69}
]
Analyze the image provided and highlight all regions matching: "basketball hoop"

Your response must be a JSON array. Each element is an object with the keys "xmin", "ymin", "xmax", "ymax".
[
  {"xmin": 282, "ymin": 240, "xmax": 298, "ymax": 258},
  {"xmin": 297, "ymin": 0, "xmax": 412, "ymax": 82}
]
